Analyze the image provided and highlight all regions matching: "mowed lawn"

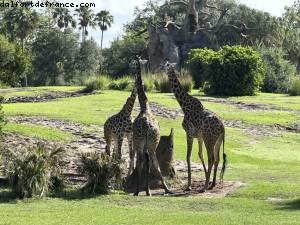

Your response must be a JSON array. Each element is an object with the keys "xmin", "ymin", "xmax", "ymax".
[{"xmin": 0, "ymin": 88, "xmax": 299, "ymax": 225}]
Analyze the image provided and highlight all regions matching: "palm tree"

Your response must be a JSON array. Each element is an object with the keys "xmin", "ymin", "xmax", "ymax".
[
  {"xmin": 3, "ymin": 7, "xmax": 38, "ymax": 52},
  {"xmin": 52, "ymin": 7, "xmax": 76, "ymax": 31},
  {"xmin": 74, "ymin": 6, "xmax": 95, "ymax": 42},
  {"xmin": 95, "ymin": 10, "xmax": 114, "ymax": 49}
]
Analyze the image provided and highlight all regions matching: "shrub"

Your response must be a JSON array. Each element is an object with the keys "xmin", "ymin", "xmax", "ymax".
[
  {"xmin": 289, "ymin": 76, "xmax": 300, "ymax": 96},
  {"xmin": 6, "ymin": 144, "xmax": 65, "ymax": 198},
  {"xmin": 187, "ymin": 46, "xmax": 265, "ymax": 96},
  {"xmin": 157, "ymin": 74, "xmax": 172, "ymax": 93},
  {"xmin": 108, "ymin": 76, "xmax": 134, "ymax": 91},
  {"xmin": 84, "ymin": 75, "xmax": 111, "ymax": 92},
  {"xmin": 0, "ymin": 35, "xmax": 27, "ymax": 87},
  {"xmin": 143, "ymin": 75, "xmax": 156, "ymax": 92},
  {"xmin": 152, "ymin": 72, "xmax": 193, "ymax": 93},
  {"xmin": 187, "ymin": 48, "xmax": 217, "ymax": 88},
  {"xmin": 0, "ymin": 96, "xmax": 6, "ymax": 136},
  {"xmin": 258, "ymin": 47, "xmax": 296, "ymax": 93},
  {"xmin": 79, "ymin": 152, "xmax": 123, "ymax": 194}
]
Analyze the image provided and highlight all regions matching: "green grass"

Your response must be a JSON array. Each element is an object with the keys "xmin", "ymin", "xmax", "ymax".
[
  {"xmin": 3, "ymin": 90, "xmax": 300, "ymax": 127},
  {"xmin": 0, "ymin": 194, "xmax": 299, "ymax": 225},
  {"xmin": 3, "ymin": 122, "xmax": 74, "ymax": 142},
  {"xmin": 0, "ymin": 87, "xmax": 300, "ymax": 224},
  {"xmin": 0, "ymin": 86, "xmax": 83, "ymax": 99}
]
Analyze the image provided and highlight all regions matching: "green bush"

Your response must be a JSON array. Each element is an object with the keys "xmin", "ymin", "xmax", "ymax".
[
  {"xmin": 187, "ymin": 48, "xmax": 217, "ymax": 88},
  {"xmin": 289, "ymin": 76, "xmax": 300, "ymax": 96},
  {"xmin": 187, "ymin": 46, "xmax": 265, "ymax": 96},
  {"xmin": 0, "ymin": 96, "xmax": 6, "ymax": 136},
  {"xmin": 108, "ymin": 76, "xmax": 134, "ymax": 91},
  {"xmin": 84, "ymin": 75, "xmax": 111, "ymax": 92},
  {"xmin": 258, "ymin": 47, "xmax": 296, "ymax": 93},
  {"xmin": 143, "ymin": 75, "xmax": 156, "ymax": 92},
  {"xmin": 150, "ymin": 72, "xmax": 193, "ymax": 93},
  {"xmin": 6, "ymin": 144, "xmax": 65, "ymax": 198},
  {"xmin": 79, "ymin": 152, "xmax": 123, "ymax": 194},
  {"xmin": 0, "ymin": 35, "xmax": 27, "ymax": 87}
]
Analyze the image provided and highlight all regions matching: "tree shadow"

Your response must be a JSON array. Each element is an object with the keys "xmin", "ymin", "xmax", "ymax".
[{"xmin": 276, "ymin": 199, "xmax": 300, "ymax": 211}]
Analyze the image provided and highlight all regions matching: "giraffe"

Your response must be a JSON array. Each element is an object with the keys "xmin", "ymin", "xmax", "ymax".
[
  {"xmin": 132, "ymin": 56, "xmax": 172, "ymax": 196},
  {"xmin": 164, "ymin": 62, "xmax": 227, "ymax": 192},
  {"xmin": 104, "ymin": 86, "xmax": 137, "ymax": 175}
]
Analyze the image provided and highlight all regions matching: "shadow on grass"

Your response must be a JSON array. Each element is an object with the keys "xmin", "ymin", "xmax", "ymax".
[
  {"xmin": 276, "ymin": 199, "xmax": 300, "ymax": 211},
  {"xmin": 0, "ymin": 185, "xmax": 17, "ymax": 204}
]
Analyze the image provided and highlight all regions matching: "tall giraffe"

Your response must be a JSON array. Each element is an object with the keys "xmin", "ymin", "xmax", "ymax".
[
  {"xmin": 165, "ymin": 62, "xmax": 227, "ymax": 192},
  {"xmin": 104, "ymin": 87, "xmax": 137, "ymax": 175},
  {"xmin": 132, "ymin": 56, "xmax": 172, "ymax": 196}
]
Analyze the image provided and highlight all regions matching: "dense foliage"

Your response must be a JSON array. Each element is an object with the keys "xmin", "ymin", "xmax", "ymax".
[
  {"xmin": 6, "ymin": 144, "xmax": 65, "ymax": 198},
  {"xmin": 79, "ymin": 152, "xmax": 123, "ymax": 194},
  {"xmin": 0, "ymin": 35, "xmax": 27, "ymax": 86},
  {"xmin": 259, "ymin": 47, "xmax": 296, "ymax": 93},
  {"xmin": 0, "ymin": 96, "xmax": 6, "ymax": 136},
  {"xmin": 188, "ymin": 46, "xmax": 265, "ymax": 96},
  {"xmin": 289, "ymin": 76, "xmax": 300, "ymax": 96}
]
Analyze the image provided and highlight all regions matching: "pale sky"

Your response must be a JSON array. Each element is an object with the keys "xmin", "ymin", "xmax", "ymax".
[{"xmin": 73, "ymin": 0, "xmax": 296, "ymax": 47}]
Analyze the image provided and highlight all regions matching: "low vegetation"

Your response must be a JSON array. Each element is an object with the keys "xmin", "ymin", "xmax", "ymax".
[
  {"xmin": 289, "ymin": 76, "xmax": 300, "ymax": 96},
  {"xmin": 79, "ymin": 152, "xmax": 123, "ymax": 194},
  {"xmin": 5, "ymin": 144, "xmax": 65, "ymax": 198},
  {"xmin": 0, "ymin": 96, "xmax": 6, "ymax": 135}
]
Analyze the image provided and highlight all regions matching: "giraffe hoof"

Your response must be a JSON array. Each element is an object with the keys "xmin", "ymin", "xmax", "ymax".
[
  {"xmin": 208, "ymin": 184, "xmax": 215, "ymax": 190},
  {"xmin": 199, "ymin": 188, "xmax": 206, "ymax": 193},
  {"xmin": 165, "ymin": 190, "xmax": 174, "ymax": 195},
  {"xmin": 184, "ymin": 186, "xmax": 192, "ymax": 192}
]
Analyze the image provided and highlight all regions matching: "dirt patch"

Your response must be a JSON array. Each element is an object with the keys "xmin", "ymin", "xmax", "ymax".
[
  {"xmin": 149, "ymin": 180, "xmax": 245, "ymax": 198},
  {"xmin": 148, "ymin": 102, "xmax": 300, "ymax": 135},
  {"xmin": 199, "ymin": 97, "xmax": 300, "ymax": 113},
  {"xmin": 4, "ymin": 91, "xmax": 96, "ymax": 104},
  {"xmin": 1, "ymin": 116, "xmax": 244, "ymax": 197}
]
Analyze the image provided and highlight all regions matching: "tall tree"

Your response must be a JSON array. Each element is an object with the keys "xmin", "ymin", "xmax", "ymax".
[
  {"xmin": 74, "ymin": 6, "xmax": 95, "ymax": 42},
  {"xmin": 95, "ymin": 10, "xmax": 114, "ymax": 49},
  {"xmin": 282, "ymin": 0, "xmax": 300, "ymax": 72},
  {"xmin": 2, "ymin": 7, "xmax": 38, "ymax": 86},
  {"xmin": 52, "ymin": 7, "xmax": 76, "ymax": 31}
]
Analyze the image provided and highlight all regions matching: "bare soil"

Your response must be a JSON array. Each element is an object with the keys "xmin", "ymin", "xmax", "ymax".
[{"xmin": 1, "ymin": 115, "xmax": 241, "ymax": 197}]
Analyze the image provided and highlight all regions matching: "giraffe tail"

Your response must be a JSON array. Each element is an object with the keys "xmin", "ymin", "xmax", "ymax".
[{"xmin": 220, "ymin": 132, "xmax": 227, "ymax": 184}]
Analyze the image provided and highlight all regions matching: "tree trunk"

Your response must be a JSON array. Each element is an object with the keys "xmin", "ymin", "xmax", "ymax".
[
  {"xmin": 21, "ymin": 38, "xmax": 28, "ymax": 87},
  {"xmin": 124, "ymin": 129, "xmax": 176, "ymax": 193},
  {"xmin": 100, "ymin": 30, "xmax": 104, "ymax": 49}
]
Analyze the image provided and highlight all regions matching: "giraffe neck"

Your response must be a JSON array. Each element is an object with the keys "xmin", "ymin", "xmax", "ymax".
[
  {"xmin": 120, "ymin": 88, "xmax": 137, "ymax": 117},
  {"xmin": 136, "ymin": 59, "xmax": 150, "ymax": 113},
  {"xmin": 167, "ymin": 69, "xmax": 203, "ymax": 112}
]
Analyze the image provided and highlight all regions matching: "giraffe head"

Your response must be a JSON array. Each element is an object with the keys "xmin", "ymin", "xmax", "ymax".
[{"xmin": 162, "ymin": 58, "xmax": 177, "ymax": 78}]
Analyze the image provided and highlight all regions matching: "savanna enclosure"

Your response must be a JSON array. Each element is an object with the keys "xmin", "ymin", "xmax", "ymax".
[{"xmin": 0, "ymin": 0, "xmax": 299, "ymax": 225}]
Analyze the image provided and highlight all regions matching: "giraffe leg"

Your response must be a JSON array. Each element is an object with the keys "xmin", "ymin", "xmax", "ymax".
[
  {"xmin": 127, "ymin": 132, "xmax": 135, "ymax": 176},
  {"xmin": 145, "ymin": 151, "xmax": 151, "ymax": 196},
  {"xmin": 133, "ymin": 140, "xmax": 145, "ymax": 196},
  {"xmin": 198, "ymin": 137, "xmax": 208, "ymax": 179},
  {"xmin": 201, "ymin": 147, "xmax": 214, "ymax": 192},
  {"xmin": 149, "ymin": 150, "xmax": 173, "ymax": 195},
  {"xmin": 185, "ymin": 134, "xmax": 194, "ymax": 191},
  {"xmin": 210, "ymin": 136, "xmax": 222, "ymax": 189},
  {"xmin": 104, "ymin": 127, "xmax": 112, "ymax": 156},
  {"xmin": 116, "ymin": 135, "xmax": 124, "ymax": 161}
]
